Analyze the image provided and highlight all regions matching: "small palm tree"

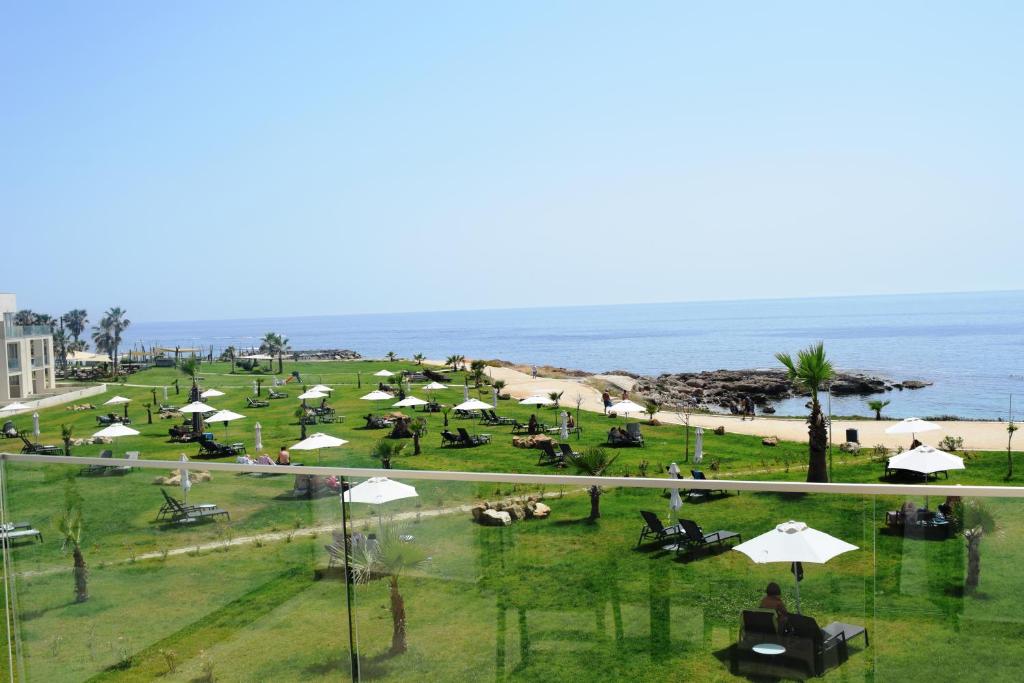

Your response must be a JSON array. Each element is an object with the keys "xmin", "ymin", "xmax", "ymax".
[
  {"xmin": 413, "ymin": 353, "xmax": 425, "ymax": 366},
  {"xmin": 57, "ymin": 506, "xmax": 89, "ymax": 603},
  {"xmin": 445, "ymin": 355, "xmax": 458, "ymax": 371},
  {"xmin": 386, "ymin": 351, "xmax": 398, "ymax": 362},
  {"xmin": 566, "ymin": 448, "xmax": 619, "ymax": 520},
  {"xmin": 776, "ymin": 342, "xmax": 834, "ymax": 483},
  {"xmin": 348, "ymin": 526, "xmax": 429, "ymax": 655},
  {"xmin": 1007, "ymin": 419, "xmax": 1018, "ymax": 480},
  {"xmin": 963, "ymin": 500, "xmax": 996, "ymax": 593},
  {"xmin": 867, "ymin": 399, "xmax": 891, "ymax": 421},
  {"xmin": 492, "ymin": 379, "xmax": 506, "ymax": 397},
  {"xmin": 644, "ymin": 399, "xmax": 661, "ymax": 423},
  {"xmin": 547, "ymin": 390, "xmax": 564, "ymax": 410},
  {"xmin": 61, "ymin": 424, "xmax": 74, "ymax": 456},
  {"xmin": 372, "ymin": 440, "xmax": 405, "ymax": 469}
]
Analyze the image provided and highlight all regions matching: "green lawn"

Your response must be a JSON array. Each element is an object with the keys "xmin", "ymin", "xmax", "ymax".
[{"xmin": 3, "ymin": 360, "xmax": 1023, "ymax": 681}]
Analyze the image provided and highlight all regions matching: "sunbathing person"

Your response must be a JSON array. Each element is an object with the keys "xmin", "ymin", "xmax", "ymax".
[
  {"xmin": 759, "ymin": 582, "xmax": 789, "ymax": 632},
  {"xmin": 528, "ymin": 414, "xmax": 540, "ymax": 435},
  {"xmin": 257, "ymin": 454, "xmax": 276, "ymax": 466}
]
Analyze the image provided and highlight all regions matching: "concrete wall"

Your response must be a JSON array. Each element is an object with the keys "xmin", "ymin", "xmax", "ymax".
[
  {"xmin": 0, "ymin": 293, "xmax": 16, "ymax": 315},
  {"xmin": 0, "ymin": 383, "xmax": 107, "ymax": 415}
]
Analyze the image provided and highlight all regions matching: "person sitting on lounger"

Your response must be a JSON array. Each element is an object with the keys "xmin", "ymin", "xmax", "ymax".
[
  {"xmin": 759, "ymin": 582, "xmax": 789, "ymax": 632},
  {"xmin": 608, "ymin": 427, "xmax": 625, "ymax": 444},
  {"xmin": 277, "ymin": 445, "xmax": 291, "ymax": 465},
  {"xmin": 257, "ymin": 454, "xmax": 275, "ymax": 465},
  {"xmin": 566, "ymin": 413, "xmax": 575, "ymax": 430},
  {"xmin": 528, "ymin": 414, "xmax": 540, "ymax": 435},
  {"xmin": 237, "ymin": 454, "xmax": 256, "ymax": 465}
]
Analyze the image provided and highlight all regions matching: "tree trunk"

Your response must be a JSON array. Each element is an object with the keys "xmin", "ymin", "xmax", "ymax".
[
  {"xmin": 966, "ymin": 530, "xmax": 983, "ymax": 592},
  {"xmin": 278, "ymin": 352, "xmax": 283, "ymax": 374},
  {"xmin": 63, "ymin": 438, "xmax": 73, "ymax": 457},
  {"xmin": 72, "ymin": 545, "xmax": 89, "ymax": 602},
  {"xmin": 806, "ymin": 400, "xmax": 829, "ymax": 483},
  {"xmin": 874, "ymin": 410, "xmax": 881, "ymax": 420},
  {"xmin": 589, "ymin": 486, "xmax": 601, "ymax": 520},
  {"xmin": 413, "ymin": 432, "xmax": 421, "ymax": 455},
  {"xmin": 389, "ymin": 577, "xmax": 407, "ymax": 654}
]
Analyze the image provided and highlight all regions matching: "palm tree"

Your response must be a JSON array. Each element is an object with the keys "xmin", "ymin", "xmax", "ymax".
[
  {"xmin": 61, "ymin": 424, "xmax": 74, "ymax": 457},
  {"xmin": 776, "ymin": 342, "xmax": 834, "ymax": 483},
  {"xmin": 566, "ymin": 448, "xmax": 619, "ymax": 520},
  {"xmin": 1007, "ymin": 419, "xmax": 1018, "ymax": 480},
  {"xmin": 34, "ymin": 313, "xmax": 56, "ymax": 330},
  {"xmin": 179, "ymin": 358, "xmax": 202, "ymax": 433},
  {"xmin": 57, "ymin": 506, "xmax": 89, "ymax": 603},
  {"xmin": 866, "ymin": 399, "xmax": 891, "ymax": 421},
  {"xmin": 386, "ymin": 351, "xmax": 398, "ymax": 362},
  {"xmin": 547, "ymin": 390, "xmax": 564, "ymax": 409},
  {"xmin": 412, "ymin": 354, "xmax": 425, "ymax": 366},
  {"xmin": 372, "ymin": 440, "xmax": 405, "ymax": 469},
  {"xmin": 62, "ymin": 309, "xmax": 89, "ymax": 344},
  {"xmin": 348, "ymin": 526, "xmax": 429, "ymax": 655},
  {"xmin": 53, "ymin": 327, "xmax": 70, "ymax": 370},
  {"xmin": 963, "ymin": 500, "xmax": 996, "ymax": 593},
  {"xmin": 445, "ymin": 355, "xmax": 459, "ymax": 371},
  {"xmin": 91, "ymin": 307, "xmax": 130, "ymax": 376},
  {"xmin": 643, "ymin": 399, "xmax": 661, "ymax": 424},
  {"xmin": 13, "ymin": 309, "xmax": 37, "ymax": 326},
  {"xmin": 260, "ymin": 332, "xmax": 290, "ymax": 374},
  {"xmin": 470, "ymin": 360, "xmax": 487, "ymax": 388},
  {"xmin": 492, "ymin": 379, "xmax": 506, "ymax": 398}
]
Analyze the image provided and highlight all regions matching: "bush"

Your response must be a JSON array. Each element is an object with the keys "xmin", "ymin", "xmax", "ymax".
[{"xmin": 939, "ymin": 435, "xmax": 965, "ymax": 452}]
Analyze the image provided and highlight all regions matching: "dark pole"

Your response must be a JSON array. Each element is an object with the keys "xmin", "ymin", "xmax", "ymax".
[
  {"xmin": 190, "ymin": 380, "xmax": 201, "ymax": 435},
  {"xmin": 339, "ymin": 478, "xmax": 360, "ymax": 680}
]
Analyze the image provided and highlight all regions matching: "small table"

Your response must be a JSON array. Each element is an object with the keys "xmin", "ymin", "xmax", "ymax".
[{"xmin": 752, "ymin": 643, "xmax": 786, "ymax": 657}]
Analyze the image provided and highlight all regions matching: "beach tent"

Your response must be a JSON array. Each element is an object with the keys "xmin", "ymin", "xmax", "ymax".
[{"xmin": 67, "ymin": 350, "xmax": 112, "ymax": 365}]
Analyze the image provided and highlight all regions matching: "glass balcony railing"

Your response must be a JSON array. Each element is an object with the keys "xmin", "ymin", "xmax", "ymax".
[
  {"xmin": 2, "ymin": 453, "xmax": 1022, "ymax": 681},
  {"xmin": 2, "ymin": 324, "xmax": 52, "ymax": 339}
]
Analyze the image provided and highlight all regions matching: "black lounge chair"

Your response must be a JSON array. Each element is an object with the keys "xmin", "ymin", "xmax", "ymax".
[
  {"xmin": 157, "ymin": 489, "xmax": 230, "ymax": 525},
  {"xmin": 79, "ymin": 449, "xmax": 133, "ymax": 476},
  {"xmin": 246, "ymin": 396, "xmax": 270, "ymax": 408},
  {"xmin": 457, "ymin": 427, "xmax": 490, "ymax": 446},
  {"xmin": 440, "ymin": 430, "xmax": 461, "ymax": 447},
  {"xmin": 511, "ymin": 420, "xmax": 531, "ymax": 434},
  {"xmin": 636, "ymin": 510, "xmax": 684, "ymax": 546},
  {"xmin": 786, "ymin": 613, "xmax": 864, "ymax": 677},
  {"xmin": 96, "ymin": 413, "xmax": 130, "ymax": 426},
  {"xmin": 196, "ymin": 438, "xmax": 246, "ymax": 458},
  {"xmin": 558, "ymin": 443, "xmax": 579, "ymax": 459},
  {"xmin": 625, "ymin": 422, "xmax": 645, "ymax": 447},
  {"xmin": 19, "ymin": 434, "xmax": 64, "ymax": 455},
  {"xmin": 668, "ymin": 519, "xmax": 742, "ymax": 556},
  {"xmin": 2, "ymin": 420, "xmax": 18, "ymax": 438},
  {"xmin": 536, "ymin": 440, "xmax": 565, "ymax": 466},
  {"xmin": 268, "ymin": 388, "xmax": 289, "ymax": 399},
  {"xmin": 686, "ymin": 470, "xmax": 730, "ymax": 498}
]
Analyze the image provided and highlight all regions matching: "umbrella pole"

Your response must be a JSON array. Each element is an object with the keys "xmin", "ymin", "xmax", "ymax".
[{"xmin": 794, "ymin": 573, "xmax": 801, "ymax": 614}]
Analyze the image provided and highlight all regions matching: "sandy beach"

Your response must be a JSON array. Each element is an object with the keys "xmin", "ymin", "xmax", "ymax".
[{"xmin": 483, "ymin": 364, "xmax": 1019, "ymax": 452}]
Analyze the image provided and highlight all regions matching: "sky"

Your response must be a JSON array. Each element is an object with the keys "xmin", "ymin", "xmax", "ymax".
[{"xmin": 2, "ymin": 1, "xmax": 1022, "ymax": 322}]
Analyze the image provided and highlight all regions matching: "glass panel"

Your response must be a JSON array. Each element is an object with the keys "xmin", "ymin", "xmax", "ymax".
[{"xmin": 7, "ymin": 343, "xmax": 19, "ymax": 372}]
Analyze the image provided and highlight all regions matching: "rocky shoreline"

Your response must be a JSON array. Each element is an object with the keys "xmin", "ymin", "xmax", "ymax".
[
  {"xmin": 292, "ymin": 349, "xmax": 362, "ymax": 361},
  {"xmin": 633, "ymin": 369, "xmax": 931, "ymax": 413}
]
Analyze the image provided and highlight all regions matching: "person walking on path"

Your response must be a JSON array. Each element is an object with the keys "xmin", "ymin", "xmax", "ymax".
[{"xmin": 531, "ymin": 365, "xmax": 538, "ymax": 380}]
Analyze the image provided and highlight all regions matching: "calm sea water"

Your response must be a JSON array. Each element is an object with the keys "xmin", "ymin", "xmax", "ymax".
[{"xmin": 123, "ymin": 291, "xmax": 1024, "ymax": 420}]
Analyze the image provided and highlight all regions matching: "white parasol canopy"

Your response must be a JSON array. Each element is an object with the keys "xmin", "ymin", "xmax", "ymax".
[
  {"xmin": 292, "ymin": 432, "xmax": 349, "ymax": 450},
  {"xmin": 609, "ymin": 399, "xmax": 646, "ymax": 416},
  {"xmin": 200, "ymin": 389, "xmax": 225, "ymax": 399},
  {"xmin": 361, "ymin": 390, "xmax": 395, "ymax": 401},
  {"xmin": 309, "ymin": 384, "xmax": 332, "ymax": 393},
  {"xmin": 887, "ymin": 445, "xmax": 964, "ymax": 475},
  {"xmin": 519, "ymin": 395, "xmax": 554, "ymax": 407},
  {"xmin": 885, "ymin": 417, "xmax": 941, "ymax": 436},
  {"xmin": 297, "ymin": 389, "xmax": 328, "ymax": 401},
  {"xmin": 206, "ymin": 410, "xmax": 245, "ymax": 423},
  {"xmin": 423, "ymin": 381, "xmax": 447, "ymax": 391},
  {"xmin": 344, "ymin": 476, "xmax": 418, "ymax": 505},
  {"xmin": 455, "ymin": 398, "xmax": 492, "ymax": 411},
  {"xmin": 393, "ymin": 396, "xmax": 428, "ymax": 408},
  {"xmin": 1, "ymin": 402, "xmax": 31, "ymax": 413},
  {"xmin": 93, "ymin": 423, "xmax": 141, "ymax": 439},
  {"xmin": 374, "ymin": 369, "xmax": 395, "ymax": 377},
  {"xmin": 104, "ymin": 395, "xmax": 132, "ymax": 405},
  {"xmin": 179, "ymin": 401, "xmax": 216, "ymax": 414}
]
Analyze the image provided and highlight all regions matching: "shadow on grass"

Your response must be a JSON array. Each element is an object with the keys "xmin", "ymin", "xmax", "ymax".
[
  {"xmin": 304, "ymin": 651, "xmax": 396, "ymax": 680},
  {"xmin": 711, "ymin": 645, "xmax": 809, "ymax": 682},
  {"xmin": 551, "ymin": 517, "xmax": 599, "ymax": 527}
]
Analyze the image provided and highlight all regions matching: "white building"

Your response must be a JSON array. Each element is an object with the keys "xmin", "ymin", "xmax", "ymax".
[{"xmin": 0, "ymin": 293, "xmax": 57, "ymax": 400}]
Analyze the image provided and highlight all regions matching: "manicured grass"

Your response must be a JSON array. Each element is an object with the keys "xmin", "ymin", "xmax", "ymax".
[{"xmin": 4, "ymin": 360, "xmax": 1023, "ymax": 681}]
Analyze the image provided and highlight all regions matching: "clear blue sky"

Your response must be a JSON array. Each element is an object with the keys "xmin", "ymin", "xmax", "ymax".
[{"xmin": 3, "ymin": 1, "xmax": 1022, "ymax": 322}]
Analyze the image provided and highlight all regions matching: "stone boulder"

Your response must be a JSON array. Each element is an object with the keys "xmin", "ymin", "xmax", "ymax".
[
  {"xmin": 470, "ymin": 504, "xmax": 486, "ymax": 522},
  {"xmin": 506, "ymin": 504, "xmax": 525, "ymax": 522},
  {"xmin": 531, "ymin": 502, "xmax": 551, "ymax": 519},
  {"xmin": 839, "ymin": 441, "xmax": 860, "ymax": 454},
  {"xmin": 762, "ymin": 436, "xmax": 778, "ymax": 447},
  {"xmin": 713, "ymin": 426, "xmax": 726, "ymax": 436},
  {"xmin": 480, "ymin": 509, "xmax": 512, "ymax": 527}
]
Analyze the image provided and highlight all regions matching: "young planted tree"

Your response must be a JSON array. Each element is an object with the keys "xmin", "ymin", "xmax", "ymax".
[
  {"xmin": 412, "ymin": 353, "xmax": 425, "ymax": 365},
  {"xmin": 61, "ymin": 424, "xmax": 74, "ymax": 456},
  {"xmin": 776, "ymin": 342, "xmax": 834, "ymax": 483},
  {"xmin": 867, "ymin": 399, "xmax": 891, "ymax": 421},
  {"xmin": 348, "ymin": 526, "xmax": 429, "ymax": 655},
  {"xmin": 372, "ymin": 440, "xmax": 405, "ymax": 470},
  {"xmin": 547, "ymin": 391, "xmax": 564, "ymax": 410},
  {"xmin": 492, "ymin": 379, "xmax": 507, "ymax": 398},
  {"xmin": 644, "ymin": 399, "xmax": 661, "ymax": 424},
  {"xmin": 386, "ymin": 351, "xmax": 398, "ymax": 362},
  {"xmin": 57, "ymin": 502, "xmax": 88, "ymax": 603},
  {"xmin": 567, "ymin": 448, "xmax": 619, "ymax": 520},
  {"xmin": 963, "ymin": 500, "xmax": 996, "ymax": 594}
]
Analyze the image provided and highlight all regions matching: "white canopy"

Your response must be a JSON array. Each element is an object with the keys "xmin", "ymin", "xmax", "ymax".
[
  {"xmin": 241, "ymin": 353, "xmax": 274, "ymax": 361},
  {"xmin": 206, "ymin": 410, "xmax": 246, "ymax": 423},
  {"xmin": 67, "ymin": 350, "xmax": 111, "ymax": 364},
  {"xmin": 344, "ymin": 476, "xmax": 418, "ymax": 505},
  {"xmin": 291, "ymin": 432, "xmax": 349, "ymax": 450},
  {"xmin": 104, "ymin": 395, "xmax": 132, "ymax": 405},
  {"xmin": 0, "ymin": 402, "xmax": 31, "ymax": 413},
  {"xmin": 93, "ymin": 423, "xmax": 141, "ymax": 439},
  {"xmin": 374, "ymin": 369, "xmax": 395, "ymax": 377},
  {"xmin": 887, "ymin": 445, "xmax": 964, "ymax": 475},
  {"xmin": 733, "ymin": 520, "xmax": 858, "ymax": 565},
  {"xmin": 519, "ymin": 395, "xmax": 554, "ymax": 406},
  {"xmin": 361, "ymin": 390, "xmax": 395, "ymax": 401},
  {"xmin": 423, "ymin": 381, "xmax": 447, "ymax": 391},
  {"xmin": 297, "ymin": 389, "xmax": 328, "ymax": 400},
  {"xmin": 455, "ymin": 398, "xmax": 492, "ymax": 411},
  {"xmin": 393, "ymin": 396, "xmax": 429, "ymax": 407},
  {"xmin": 200, "ymin": 389, "xmax": 226, "ymax": 399},
  {"xmin": 178, "ymin": 401, "xmax": 216, "ymax": 414},
  {"xmin": 885, "ymin": 417, "xmax": 941, "ymax": 435},
  {"xmin": 609, "ymin": 399, "xmax": 646, "ymax": 415},
  {"xmin": 309, "ymin": 384, "xmax": 332, "ymax": 393}
]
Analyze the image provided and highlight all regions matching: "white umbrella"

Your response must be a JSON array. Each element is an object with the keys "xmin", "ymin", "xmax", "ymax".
[
  {"xmin": 733, "ymin": 520, "xmax": 858, "ymax": 613},
  {"xmin": 360, "ymin": 390, "xmax": 394, "ymax": 401},
  {"xmin": 179, "ymin": 401, "xmax": 216, "ymax": 414},
  {"xmin": 885, "ymin": 417, "xmax": 941, "ymax": 439},
  {"xmin": 519, "ymin": 395, "xmax": 553, "ymax": 407},
  {"xmin": 92, "ymin": 423, "xmax": 141, "ymax": 439},
  {"xmin": 32, "ymin": 412, "xmax": 40, "ymax": 438},
  {"xmin": 180, "ymin": 454, "xmax": 192, "ymax": 506},
  {"xmin": 887, "ymin": 445, "xmax": 964, "ymax": 476},
  {"xmin": 393, "ymin": 396, "xmax": 428, "ymax": 408},
  {"xmin": 668, "ymin": 462, "xmax": 683, "ymax": 516},
  {"xmin": 298, "ymin": 389, "xmax": 328, "ymax": 401},
  {"xmin": 291, "ymin": 432, "xmax": 348, "ymax": 464},
  {"xmin": 254, "ymin": 422, "xmax": 263, "ymax": 452},
  {"xmin": 455, "ymin": 398, "xmax": 492, "ymax": 411},
  {"xmin": 200, "ymin": 388, "xmax": 225, "ymax": 399},
  {"xmin": 343, "ymin": 476, "xmax": 419, "ymax": 533},
  {"xmin": 492, "ymin": 387, "xmax": 499, "ymax": 407},
  {"xmin": 206, "ymin": 410, "xmax": 246, "ymax": 438},
  {"xmin": 104, "ymin": 396, "xmax": 131, "ymax": 405},
  {"xmin": 374, "ymin": 369, "xmax": 395, "ymax": 378},
  {"xmin": 694, "ymin": 427, "xmax": 704, "ymax": 464},
  {"xmin": 309, "ymin": 384, "xmax": 332, "ymax": 393},
  {"xmin": 560, "ymin": 411, "xmax": 569, "ymax": 440},
  {"xmin": 423, "ymin": 381, "xmax": 447, "ymax": 391},
  {"xmin": 609, "ymin": 399, "xmax": 646, "ymax": 416},
  {"xmin": 1, "ymin": 402, "xmax": 31, "ymax": 413}
]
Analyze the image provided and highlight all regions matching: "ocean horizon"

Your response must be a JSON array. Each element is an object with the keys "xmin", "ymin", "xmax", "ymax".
[{"xmin": 121, "ymin": 290, "xmax": 1024, "ymax": 421}]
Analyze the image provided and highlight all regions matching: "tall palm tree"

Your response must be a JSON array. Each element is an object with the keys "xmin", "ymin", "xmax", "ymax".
[
  {"xmin": 348, "ymin": 526, "xmax": 429, "ymax": 655},
  {"xmin": 92, "ymin": 307, "xmax": 130, "ymax": 376},
  {"xmin": 547, "ymin": 390, "xmax": 564, "ymax": 409},
  {"xmin": 34, "ymin": 313, "xmax": 56, "ymax": 330},
  {"xmin": 13, "ymin": 309, "xmax": 37, "ymax": 326},
  {"xmin": 963, "ymin": 500, "xmax": 996, "ymax": 593},
  {"xmin": 386, "ymin": 351, "xmax": 398, "ymax": 362},
  {"xmin": 776, "ymin": 342, "xmax": 834, "ymax": 483},
  {"xmin": 470, "ymin": 360, "xmax": 487, "ymax": 388},
  {"xmin": 412, "ymin": 353, "xmax": 425, "ymax": 366},
  {"xmin": 566, "ymin": 448, "xmax": 619, "ymax": 520},
  {"xmin": 179, "ymin": 358, "xmax": 202, "ymax": 433},
  {"xmin": 62, "ymin": 309, "xmax": 89, "ymax": 344},
  {"xmin": 866, "ymin": 399, "xmax": 891, "ymax": 421},
  {"xmin": 58, "ymin": 506, "xmax": 89, "ymax": 603},
  {"xmin": 260, "ymin": 332, "xmax": 290, "ymax": 374}
]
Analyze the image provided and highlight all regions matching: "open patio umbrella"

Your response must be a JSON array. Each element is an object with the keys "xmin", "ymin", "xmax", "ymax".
[
  {"xmin": 254, "ymin": 422, "xmax": 263, "ymax": 452},
  {"xmin": 200, "ymin": 388, "xmax": 225, "ymax": 399},
  {"xmin": 297, "ymin": 389, "xmax": 328, "ymax": 401},
  {"xmin": 374, "ymin": 369, "xmax": 395, "ymax": 378},
  {"xmin": 733, "ymin": 520, "xmax": 858, "ymax": 613},
  {"xmin": 393, "ymin": 396, "xmax": 428, "ymax": 409},
  {"xmin": 309, "ymin": 384, "xmax": 332, "ymax": 393},
  {"xmin": 609, "ymin": 399, "xmax": 645, "ymax": 417},
  {"xmin": 885, "ymin": 417, "xmax": 941, "ymax": 442},
  {"xmin": 105, "ymin": 395, "xmax": 132, "ymax": 418},
  {"xmin": 206, "ymin": 409, "xmax": 246, "ymax": 439},
  {"xmin": 93, "ymin": 423, "xmax": 141, "ymax": 458},
  {"xmin": 887, "ymin": 445, "xmax": 965, "ymax": 507},
  {"xmin": 179, "ymin": 401, "xmax": 216, "ymax": 414},
  {"xmin": 291, "ymin": 432, "xmax": 348, "ymax": 464},
  {"xmin": 32, "ymin": 412, "xmax": 40, "ymax": 437},
  {"xmin": 344, "ymin": 476, "xmax": 418, "ymax": 533},
  {"xmin": 0, "ymin": 402, "xmax": 31, "ymax": 413},
  {"xmin": 455, "ymin": 398, "xmax": 492, "ymax": 412},
  {"xmin": 693, "ymin": 427, "xmax": 704, "ymax": 464},
  {"xmin": 360, "ymin": 390, "xmax": 394, "ymax": 401},
  {"xmin": 423, "ymin": 381, "xmax": 447, "ymax": 391},
  {"xmin": 519, "ymin": 395, "xmax": 554, "ymax": 407},
  {"xmin": 668, "ymin": 462, "xmax": 683, "ymax": 517}
]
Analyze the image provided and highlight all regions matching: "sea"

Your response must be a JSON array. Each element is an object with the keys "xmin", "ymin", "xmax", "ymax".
[{"xmin": 122, "ymin": 290, "xmax": 1024, "ymax": 420}]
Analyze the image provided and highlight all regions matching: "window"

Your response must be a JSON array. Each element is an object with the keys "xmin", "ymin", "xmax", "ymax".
[
  {"xmin": 8, "ymin": 374, "xmax": 20, "ymax": 399},
  {"xmin": 7, "ymin": 343, "xmax": 19, "ymax": 372}
]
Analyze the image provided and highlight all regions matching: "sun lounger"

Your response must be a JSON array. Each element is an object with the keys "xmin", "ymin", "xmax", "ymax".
[
  {"xmin": 246, "ymin": 396, "xmax": 270, "ymax": 408},
  {"xmin": 0, "ymin": 522, "xmax": 43, "ymax": 545},
  {"xmin": 536, "ymin": 440, "xmax": 565, "ymax": 466},
  {"xmin": 667, "ymin": 519, "xmax": 742, "ymax": 557},
  {"xmin": 558, "ymin": 443, "xmax": 579, "ymax": 459},
  {"xmin": 268, "ymin": 389, "xmax": 289, "ymax": 399},
  {"xmin": 157, "ymin": 488, "xmax": 230, "ymax": 525},
  {"xmin": 457, "ymin": 427, "xmax": 490, "ymax": 446},
  {"xmin": 636, "ymin": 510, "xmax": 684, "ymax": 546},
  {"xmin": 79, "ymin": 449, "xmax": 132, "ymax": 476},
  {"xmin": 686, "ymin": 470, "xmax": 731, "ymax": 498},
  {"xmin": 19, "ymin": 434, "xmax": 64, "ymax": 456},
  {"xmin": 440, "ymin": 430, "xmax": 462, "ymax": 447},
  {"xmin": 196, "ymin": 438, "xmax": 246, "ymax": 458},
  {"xmin": 487, "ymin": 410, "xmax": 515, "ymax": 425}
]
